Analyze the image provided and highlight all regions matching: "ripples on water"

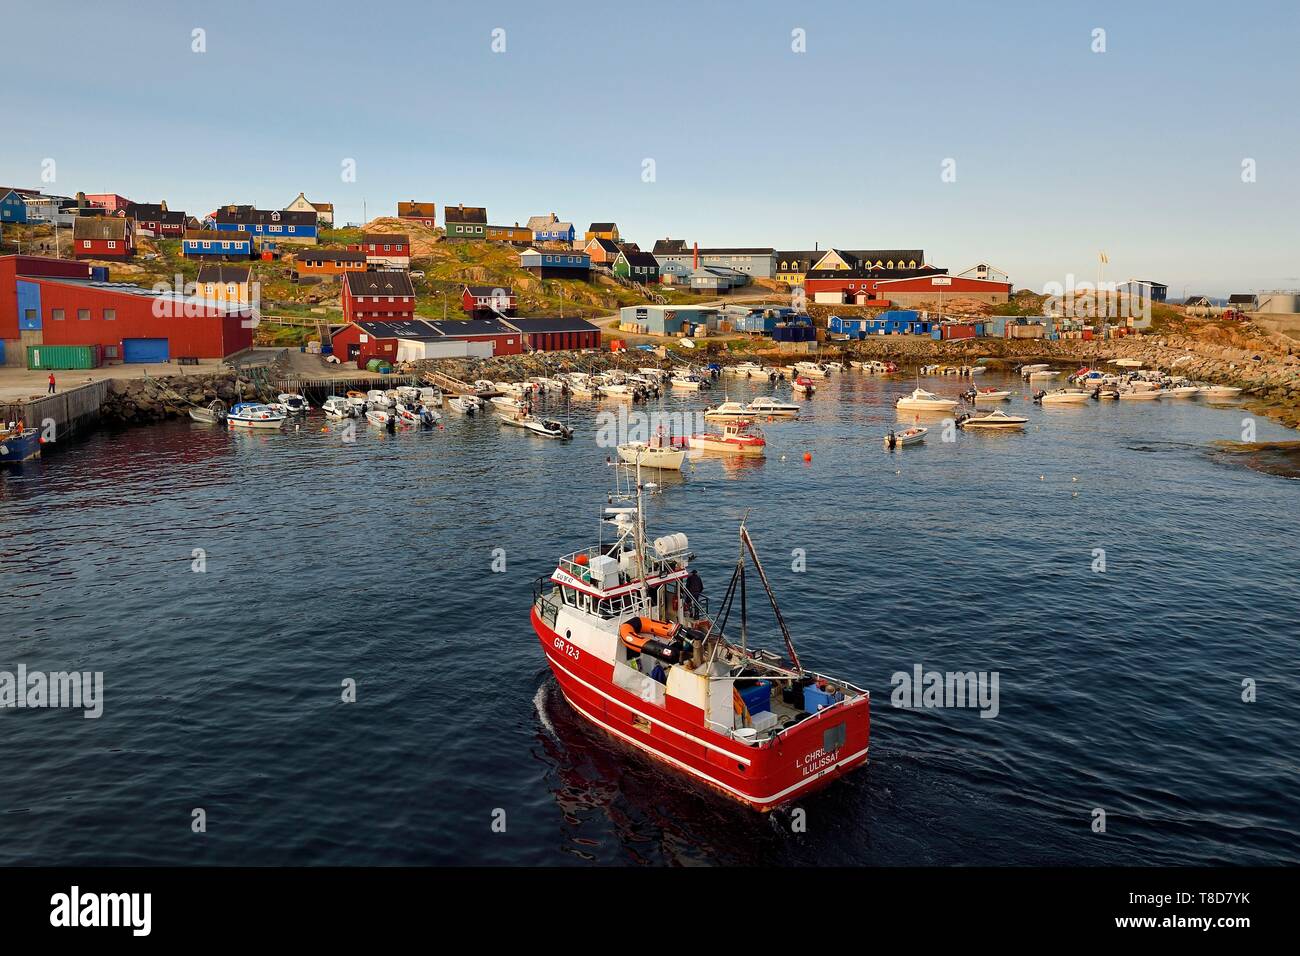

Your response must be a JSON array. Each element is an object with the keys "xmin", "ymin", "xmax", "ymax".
[{"xmin": 1, "ymin": 373, "xmax": 1297, "ymax": 866}]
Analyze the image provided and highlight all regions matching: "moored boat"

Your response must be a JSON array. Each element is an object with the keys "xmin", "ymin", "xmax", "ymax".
[
  {"xmin": 680, "ymin": 420, "xmax": 766, "ymax": 457},
  {"xmin": 896, "ymin": 387, "xmax": 959, "ymax": 412},
  {"xmin": 226, "ymin": 403, "xmax": 285, "ymax": 429},
  {"xmin": 1199, "ymin": 385, "xmax": 1243, "ymax": 399},
  {"xmin": 0, "ymin": 422, "xmax": 41, "ymax": 463},
  {"xmin": 1034, "ymin": 388, "xmax": 1091, "ymax": 405},
  {"xmin": 883, "ymin": 425, "xmax": 927, "ymax": 449},
  {"xmin": 745, "ymin": 396, "xmax": 800, "ymax": 418},
  {"xmin": 617, "ymin": 436, "xmax": 685, "ymax": 469},
  {"xmin": 956, "ymin": 409, "xmax": 1028, "ymax": 430},
  {"xmin": 791, "ymin": 376, "xmax": 816, "ymax": 396},
  {"xmin": 703, "ymin": 400, "xmax": 752, "ymax": 420}
]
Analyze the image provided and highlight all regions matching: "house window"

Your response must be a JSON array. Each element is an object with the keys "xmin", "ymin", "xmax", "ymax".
[
  {"xmin": 206, "ymin": 284, "xmax": 215, "ymax": 295},
  {"xmin": 83, "ymin": 241, "xmax": 91, "ymax": 248},
  {"xmin": 203, "ymin": 241, "xmax": 211, "ymax": 249},
  {"xmin": 52, "ymin": 309, "xmax": 65, "ymax": 321},
  {"xmin": 228, "ymin": 283, "xmax": 236, "ymax": 295},
  {"xmin": 78, "ymin": 309, "xmax": 90, "ymax": 320},
  {"xmin": 104, "ymin": 309, "xmax": 116, "ymax": 321}
]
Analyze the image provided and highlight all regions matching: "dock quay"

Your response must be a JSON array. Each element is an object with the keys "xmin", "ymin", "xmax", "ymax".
[{"xmin": 0, "ymin": 379, "xmax": 112, "ymax": 445}]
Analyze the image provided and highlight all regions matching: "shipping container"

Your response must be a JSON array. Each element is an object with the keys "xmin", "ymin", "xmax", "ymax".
[{"xmin": 26, "ymin": 344, "xmax": 103, "ymax": 370}]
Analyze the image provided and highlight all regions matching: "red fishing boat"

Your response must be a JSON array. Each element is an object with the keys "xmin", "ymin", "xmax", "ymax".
[{"xmin": 530, "ymin": 467, "xmax": 871, "ymax": 810}]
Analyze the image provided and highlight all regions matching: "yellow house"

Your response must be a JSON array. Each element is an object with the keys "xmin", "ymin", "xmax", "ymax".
[
  {"xmin": 197, "ymin": 264, "xmax": 253, "ymax": 305},
  {"xmin": 775, "ymin": 251, "xmax": 822, "ymax": 285},
  {"xmin": 809, "ymin": 248, "xmax": 925, "ymax": 273},
  {"xmin": 585, "ymin": 221, "xmax": 619, "ymax": 243}
]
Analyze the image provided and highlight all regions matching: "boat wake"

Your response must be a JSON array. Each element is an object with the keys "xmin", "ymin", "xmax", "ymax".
[{"xmin": 533, "ymin": 676, "xmax": 559, "ymax": 741}]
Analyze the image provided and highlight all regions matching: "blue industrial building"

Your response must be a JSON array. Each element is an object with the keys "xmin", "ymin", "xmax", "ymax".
[{"xmin": 183, "ymin": 230, "xmax": 254, "ymax": 259}]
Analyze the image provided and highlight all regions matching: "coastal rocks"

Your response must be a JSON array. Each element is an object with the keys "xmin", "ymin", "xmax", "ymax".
[{"xmin": 101, "ymin": 370, "xmax": 274, "ymax": 425}]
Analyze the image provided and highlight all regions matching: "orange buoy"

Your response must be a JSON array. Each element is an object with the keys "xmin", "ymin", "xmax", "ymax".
[{"xmin": 803, "ymin": 451, "xmax": 812, "ymax": 462}]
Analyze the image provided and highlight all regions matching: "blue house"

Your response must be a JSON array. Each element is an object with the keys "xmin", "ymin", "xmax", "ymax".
[
  {"xmin": 183, "ymin": 229, "xmax": 254, "ymax": 259},
  {"xmin": 520, "ymin": 248, "xmax": 590, "ymax": 279},
  {"xmin": 534, "ymin": 220, "xmax": 575, "ymax": 244},
  {"xmin": 1, "ymin": 188, "xmax": 30, "ymax": 223},
  {"xmin": 210, "ymin": 204, "xmax": 318, "ymax": 245}
]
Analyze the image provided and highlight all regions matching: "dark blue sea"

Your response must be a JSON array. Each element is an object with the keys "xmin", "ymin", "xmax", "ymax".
[{"xmin": 2, "ymin": 371, "xmax": 1297, "ymax": 866}]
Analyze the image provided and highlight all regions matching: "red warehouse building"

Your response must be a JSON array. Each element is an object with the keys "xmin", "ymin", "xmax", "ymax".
[
  {"xmin": 341, "ymin": 270, "xmax": 416, "ymax": 323},
  {"xmin": 331, "ymin": 316, "xmax": 524, "ymax": 367},
  {"xmin": 506, "ymin": 317, "xmax": 601, "ymax": 351},
  {"xmin": 1, "ymin": 255, "xmax": 253, "ymax": 364},
  {"xmin": 871, "ymin": 274, "xmax": 1012, "ymax": 307}
]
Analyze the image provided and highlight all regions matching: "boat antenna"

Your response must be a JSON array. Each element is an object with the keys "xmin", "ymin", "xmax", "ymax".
[{"xmin": 739, "ymin": 522, "xmax": 803, "ymax": 674}]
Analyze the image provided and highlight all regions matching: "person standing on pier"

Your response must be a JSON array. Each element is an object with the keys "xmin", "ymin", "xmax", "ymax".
[{"xmin": 47, "ymin": 372, "xmax": 56, "ymax": 394}]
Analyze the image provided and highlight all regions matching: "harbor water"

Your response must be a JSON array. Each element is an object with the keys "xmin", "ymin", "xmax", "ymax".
[{"xmin": 2, "ymin": 372, "xmax": 1297, "ymax": 866}]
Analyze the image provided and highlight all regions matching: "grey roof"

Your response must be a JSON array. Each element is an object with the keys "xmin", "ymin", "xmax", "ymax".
[
  {"xmin": 426, "ymin": 317, "xmax": 517, "ymax": 336},
  {"xmin": 354, "ymin": 319, "xmax": 438, "ymax": 339},
  {"xmin": 73, "ymin": 218, "xmax": 130, "ymax": 240},
  {"xmin": 196, "ymin": 265, "xmax": 251, "ymax": 284},
  {"xmin": 344, "ymin": 270, "xmax": 415, "ymax": 296}
]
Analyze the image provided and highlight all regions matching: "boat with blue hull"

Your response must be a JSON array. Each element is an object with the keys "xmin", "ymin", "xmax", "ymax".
[{"xmin": 0, "ymin": 424, "xmax": 41, "ymax": 463}]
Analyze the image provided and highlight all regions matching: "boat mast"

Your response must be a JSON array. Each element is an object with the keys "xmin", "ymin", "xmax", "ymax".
[
  {"xmin": 634, "ymin": 453, "xmax": 650, "ymax": 605},
  {"xmin": 739, "ymin": 523, "xmax": 803, "ymax": 674}
]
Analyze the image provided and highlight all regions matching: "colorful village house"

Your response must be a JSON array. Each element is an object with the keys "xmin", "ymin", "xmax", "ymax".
[
  {"xmin": 583, "ymin": 236, "xmax": 620, "ymax": 266},
  {"xmin": 534, "ymin": 219, "xmax": 576, "ymax": 245},
  {"xmin": 485, "ymin": 223, "xmax": 533, "ymax": 244},
  {"xmin": 127, "ymin": 202, "xmax": 187, "ymax": 239},
  {"xmin": 0, "ymin": 188, "xmax": 31, "ymax": 223},
  {"xmin": 358, "ymin": 233, "xmax": 411, "ymax": 269},
  {"xmin": 774, "ymin": 251, "xmax": 824, "ymax": 286},
  {"xmin": 445, "ymin": 204, "xmax": 487, "ymax": 239},
  {"xmin": 519, "ymin": 247, "xmax": 591, "ymax": 279},
  {"xmin": 72, "ymin": 217, "xmax": 134, "ymax": 260},
  {"xmin": 84, "ymin": 193, "xmax": 132, "ymax": 214},
  {"xmin": 197, "ymin": 264, "xmax": 254, "ymax": 305},
  {"xmin": 506, "ymin": 317, "xmax": 601, "ymax": 352},
  {"xmin": 341, "ymin": 270, "xmax": 416, "ymax": 323},
  {"xmin": 803, "ymin": 248, "xmax": 939, "ymax": 305},
  {"xmin": 211, "ymin": 205, "xmax": 319, "ymax": 246},
  {"xmin": 182, "ymin": 229, "xmax": 254, "ymax": 260},
  {"xmin": 285, "ymin": 192, "xmax": 334, "ymax": 227},
  {"xmin": 613, "ymin": 249, "xmax": 660, "ymax": 284},
  {"xmin": 585, "ymin": 222, "xmax": 619, "ymax": 243},
  {"xmin": 330, "ymin": 317, "xmax": 524, "ymax": 366},
  {"xmin": 526, "ymin": 213, "xmax": 558, "ymax": 235},
  {"xmin": 397, "ymin": 201, "xmax": 437, "ymax": 228},
  {"xmin": 293, "ymin": 248, "xmax": 367, "ymax": 279},
  {"xmin": 461, "ymin": 284, "xmax": 516, "ymax": 317}
]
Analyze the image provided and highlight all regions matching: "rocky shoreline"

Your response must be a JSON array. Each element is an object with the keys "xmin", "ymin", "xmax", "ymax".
[{"xmin": 100, "ymin": 370, "xmax": 277, "ymax": 425}]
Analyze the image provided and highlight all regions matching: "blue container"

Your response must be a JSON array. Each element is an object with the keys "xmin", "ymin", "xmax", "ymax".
[
  {"xmin": 803, "ymin": 684, "xmax": 843, "ymax": 713},
  {"xmin": 738, "ymin": 682, "xmax": 771, "ymax": 714}
]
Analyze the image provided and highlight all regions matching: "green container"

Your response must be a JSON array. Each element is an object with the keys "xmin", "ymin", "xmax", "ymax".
[
  {"xmin": 27, "ymin": 344, "xmax": 102, "ymax": 370},
  {"xmin": 366, "ymin": 358, "xmax": 383, "ymax": 372}
]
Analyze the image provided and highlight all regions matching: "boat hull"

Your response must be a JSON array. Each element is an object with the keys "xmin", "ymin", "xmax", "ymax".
[
  {"xmin": 532, "ymin": 609, "xmax": 870, "ymax": 811},
  {"xmin": 0, "ymin": 429, "xmax": 41, "ymax": 463}
]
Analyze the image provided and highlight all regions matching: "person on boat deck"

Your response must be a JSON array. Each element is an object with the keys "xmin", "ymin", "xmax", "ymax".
[
  {"xmin": 650, "ymin": 662, "xmax": 667, "ymax": 684},
  {"xmin": 685, "ymin": 570, "xmax": 703, "ymax": 601}
]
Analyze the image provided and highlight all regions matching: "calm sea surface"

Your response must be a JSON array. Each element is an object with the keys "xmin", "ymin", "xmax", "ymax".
[{"xmin": 2, "ymin": 371, "xmax": 1297, "ymax": 866}]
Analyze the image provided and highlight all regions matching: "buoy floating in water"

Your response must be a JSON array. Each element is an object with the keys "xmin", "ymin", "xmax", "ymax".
[{"xmin": 803, "ymin": 452, "xmax": 812, "ymax": 463}]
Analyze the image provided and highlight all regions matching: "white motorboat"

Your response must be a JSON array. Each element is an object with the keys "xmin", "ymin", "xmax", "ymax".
[
  {"xmin": 396, "ymin": 402, "xmax": 440, "ymax": 427},
  {"xmin": 500, "ymin": 414, "xmax": 573, "ymax": 439},
  {"xmin": 617, "ymin": 438, "xmax": 685, "ymax": 470},
  {"xmin": 896, "ymin": 388, "xmax": 959, "ymax": 412},
  {"xmin": 703, "ymin": 400, "xmax": 752, "ymax": 420},
  {"xmin": 670, "ymin": 374, "xmax": 707, "ymax": 390},
  {"xmin": 419, "ymin": 386, "xmax": 442, "ymax": 406},
  {"xmin": 1199, "ymin": 385, "xmax": 1243, "ymax": 399},
  {"xmin": 227, "ymin": 402, "xmax": 285, "ymax": 429},
  {"xmin": 490, "ymin": 395, "xmax": 529, "ymax": 415},
  {"xmin": 725, "ymin": 361, "xmax": 766, "ymax": 377},
  {"xmin": 795, "ymin": 362, "xmax": 830, "ymax": 378},
  {"xmin": 473, "ymin": 379, "xmax": 496, "ymax": 392},
  {"xmin": 1027, "ymin": 369, "xmax": 1061, "ymax": 380},
  {"xmin": 1035, "ymin": 388, "xmax": 1092, "ymax": 405},
  {"xmin": 365, "ymin": 409, "xmax": 394, "ymax": 427},
  {"xmin": 395, "ymin": 385, "xmax": 422, "ymax": 402},
  {"xmin": 600, "ymin": 382, "xmax": 635, "ymax": 399},
  {"xmin": 638, "ymin": 368, "xmax": 667, "ymax": 382},
  {"xmin": 366, "ymin": 389, "xmax": 392, "ymax": 408},
  {"xmin": 1159, "ymin": 385, "xmax": 1201, "ymax": 399},
  {"xmin": 447, "ymin": 395, "xmax": 482, "ymax": 415},
  {"xmin": 345, "ymin": 391, "xmax": 368, "ymax": 410},
  {"xmin": 822, "ymin": 361, "xmax": 845, "ymax": 373},
  {"xmin": 745, "ymin": 396, "xmax": 800, "ymax": 418},
  {"xmin": 1019, "ymin": 363, "xmax": 1051, "ymax": 378},
  {"xmin": 970, "ymin": 387, "xmax": 1013, "ymax": 402},
  {"xmin": 883, "ymin": 425, "xmax": 927, "ymax": 449},
  {"xmin": 276, "ymin": 392, "xmax": 310, "ymax": 414},
  {"xmin": 956, "ymin": 409, "xmax": 1028, "ymax": 430},
  {"xmin": 188, "ymin": 400, "xmax": 226, "ymax": 424},
  {"xmin": 322, "ymin": 396, "xmax": 354, "ymax": 419},
  {"xmin": 265, "ymin": 402, "xmax": 290, "ymax": 416},
  {"xmin": 1112, "ymin": 358, "xmax": 1144, "ymax": 369},
  {"xmin": 1118, "ymin": 387, "xmax": 1161, "ymax": 400}
]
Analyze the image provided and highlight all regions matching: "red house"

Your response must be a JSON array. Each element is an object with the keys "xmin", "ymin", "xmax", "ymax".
[
  {"xmin": 331, "ymin": 316, "xmax": 525, "ymax": 367},
  {"xmin": 397, "ymin": 201, "xmax": 437, "ymax": 228},
  {"xmin": 341, "ymin": 270, "xmax": 416, "ymax": 323},
  {"xmin": 505, "ymin": 317, "xmax": 601, "ymax": 351},
  {"xmin": 127, "ymin": 203, "xmax": 187, "ymax": 239},
  {"xmin": 84, "ymin": 193, "xmax": 132, "ymax": 214},
  {"xmin": 72, "ymin": 217, "xmax": 134, "ymax": 260},
  {"xmin": 461, "ymin": 284, "xmax": 515, "ymax": 317},
  {"xmin": 356, "ymin": 233, "xmax": 410, "ymax": 268}
]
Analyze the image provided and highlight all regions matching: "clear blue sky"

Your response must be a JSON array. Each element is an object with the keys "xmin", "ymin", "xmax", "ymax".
[{"xmin": 3, "ymin": 0, "xmax": 1297, "ymax": 296}]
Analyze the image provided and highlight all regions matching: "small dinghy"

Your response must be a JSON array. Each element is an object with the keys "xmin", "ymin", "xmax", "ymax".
[
  {"xmin": 791, "ymin": 375, "xmax": 816, "ymax": 395},
  {"xmin": 365, "ymin": 409, "xmax": 393, "ymax": 427},
  {"xmin": 189, "ymin": 399, "xmax": 227, "ymax": 424},
  {"xmin": 490, "ymin": 395, "xmax": 529, "ymax": 416},
  {"xmin": 956, "ymin": 409, "xmax": 1028, "ymax": 430},
  {"xmin": 447, "ymin": 395, "xmax": 481, "ymax": 415},
  {"xmin": 883, "ymin": 425, "xmax": 927, "ymax": 449},
  {"xmin": 276, "ymin": 393, "xmax": 310, "ymax": 415},
  {"xmin": 967, "ymin": 386, "xmax": 1012, "ymax": 403},
  {"xmin": 322, "ymin": 396, "xmax": 355, "ymax": 419}
]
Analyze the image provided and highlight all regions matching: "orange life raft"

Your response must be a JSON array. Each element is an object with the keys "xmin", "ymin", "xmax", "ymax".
[{"xmin": 619, "ymin": 617, "xmax": 684, "ymax": 664}]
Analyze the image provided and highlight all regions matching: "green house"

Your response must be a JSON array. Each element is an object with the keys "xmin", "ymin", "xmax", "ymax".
[
  {"xmin": 614, "ymin": 249, "xmax": 660, "ymax": 284},
  {"xmin": 444, "ymin": 203, "xmax": 487, "ymax": 239}
]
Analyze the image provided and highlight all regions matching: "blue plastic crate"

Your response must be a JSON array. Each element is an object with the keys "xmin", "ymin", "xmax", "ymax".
[{"xmin": 803, "ymin": 684, "xmax": 843, "ymax": 713}]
